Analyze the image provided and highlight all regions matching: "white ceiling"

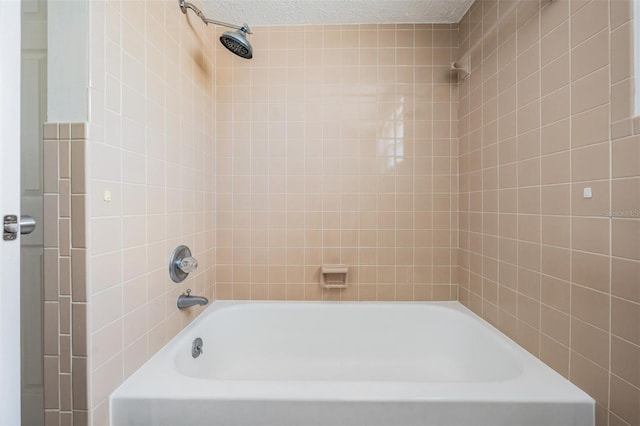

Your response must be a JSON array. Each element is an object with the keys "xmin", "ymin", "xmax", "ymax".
[{"xmin": 201, "ymin": 0, "xmax": 475, "ymax": 26}]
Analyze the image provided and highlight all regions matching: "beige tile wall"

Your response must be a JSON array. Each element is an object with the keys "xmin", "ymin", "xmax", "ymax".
[
  {"xmin": 57, "ymin": 0, "xmax": 638, "ymax": 425},
  {"xmin": 86, "ymin": 1, "xmax": 216, "ymax": 423},
  {"xmin": 83, "ymin": 8, "xmax": 460, "ymax": 422},
  {"xmin": 213, "ymin": 24, "xmax": 460, "ymax": 301},
  {"xmin": 42, "ymin": 122, "xmax": 88, "ymax": 426},
  {"xmin": 457, "ymin": 0, "xmax": 639, "ymax": 424}
]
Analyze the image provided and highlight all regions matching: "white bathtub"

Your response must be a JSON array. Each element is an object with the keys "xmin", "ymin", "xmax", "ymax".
[{"xmin": 110, "ymin": 301, "xmax": 594, "ymax": 426}]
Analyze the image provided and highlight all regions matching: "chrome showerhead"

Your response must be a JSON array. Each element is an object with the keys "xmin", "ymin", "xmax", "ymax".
[
  {"xmin": 220, "ymin": 26, "xmax": 253, "ymax": 59},
  {"xmin": 178, "ymin": 1, "xmax": 253, "ymax": 59}
]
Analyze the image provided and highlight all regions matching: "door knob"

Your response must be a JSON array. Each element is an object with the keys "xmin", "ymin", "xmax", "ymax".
[{"xmin": 3, "ymin": 215, "xmax": 36, "ymax": 241}]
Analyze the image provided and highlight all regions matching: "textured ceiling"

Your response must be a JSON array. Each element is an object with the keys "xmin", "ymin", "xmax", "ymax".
[{"xmin": 200, "ymin": 0, "xmax": 475, "ymax": 26}]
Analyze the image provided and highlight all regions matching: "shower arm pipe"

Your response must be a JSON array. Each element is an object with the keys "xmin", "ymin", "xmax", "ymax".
[{"xmin": 178, "ymin": 0, "xmax": 252, "ymax": 34}]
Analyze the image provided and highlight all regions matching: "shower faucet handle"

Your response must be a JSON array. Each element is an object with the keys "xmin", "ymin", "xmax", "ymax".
[
  {"xmin": 169, "ymin": 245, "xmax": 198, "ymax": 283},
  {"xmin": 178, "ymin": 256, "xmax": 198, "ymax": 273}
]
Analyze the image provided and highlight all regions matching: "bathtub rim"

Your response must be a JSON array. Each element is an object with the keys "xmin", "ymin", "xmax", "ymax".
[{"xmin": 110, "ymin": 300, "xmax": 594, "ymax": 408}]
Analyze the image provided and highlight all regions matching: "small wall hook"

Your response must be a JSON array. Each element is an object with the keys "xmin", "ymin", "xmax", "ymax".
[{"xmin": 450, "ymin": 56, "xmax": 470, "ymax": 81}]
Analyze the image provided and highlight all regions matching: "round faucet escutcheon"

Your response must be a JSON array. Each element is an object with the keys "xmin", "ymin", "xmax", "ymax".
[{"xmin": 169, "ymin": 245, "xmax": 198, "ymax": 283}]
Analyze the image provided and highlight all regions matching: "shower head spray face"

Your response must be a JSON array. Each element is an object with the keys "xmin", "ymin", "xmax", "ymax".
[
  {"xmin": 178, "ymin": 1, "xmax": 253, "ymax": 59},
  {"xmin": 220, "ymin": 28, "xmax": 253, "ymax": 59}
]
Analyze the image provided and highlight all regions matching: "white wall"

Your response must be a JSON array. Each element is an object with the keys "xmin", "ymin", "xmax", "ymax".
[{"xmin": 47, "ymin": 0, "xmax": 88, "ymax": 122}]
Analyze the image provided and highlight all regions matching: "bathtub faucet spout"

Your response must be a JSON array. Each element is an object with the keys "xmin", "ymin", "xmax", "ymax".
[{"xmin": 177, "ymin": 289, "xmax": 209, "ymax": 309}]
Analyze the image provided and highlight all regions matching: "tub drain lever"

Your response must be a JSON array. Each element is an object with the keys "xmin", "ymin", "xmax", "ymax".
[{"xmin": 192, "ymin": 337, "xmax": 203, "ymax": 358}]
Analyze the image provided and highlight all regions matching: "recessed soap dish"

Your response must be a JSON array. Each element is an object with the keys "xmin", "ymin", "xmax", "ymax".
[{"xmin": 320, "ymin": 265, "xmax": 348, "ymax": 289}]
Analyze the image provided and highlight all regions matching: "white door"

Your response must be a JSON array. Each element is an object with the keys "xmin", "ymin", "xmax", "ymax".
[{"xmin": 0, "ymin": 1, "xmax": 23, "ymax": 425}]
